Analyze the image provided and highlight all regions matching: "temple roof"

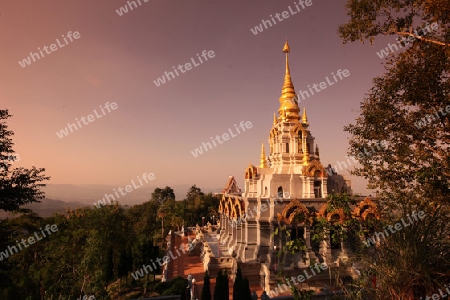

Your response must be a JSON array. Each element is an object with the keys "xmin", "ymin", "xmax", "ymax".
[{"xmin": 221, "ymin": 176, "xmax": 242, "ymax": 195}]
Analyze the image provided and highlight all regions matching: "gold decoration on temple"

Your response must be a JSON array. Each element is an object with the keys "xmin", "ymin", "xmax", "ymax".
[
  {"xmin": 303, "ymin": 160, "xmax": 326, "ymax": 177},
  {"xmin": 283, "ymin": 40, "xmax": 290, "ymax": 53},
  {"xmin": 278, "ymin": 40, "xmax": 300, "ymax": 122},
  {"xmin": 273, "ymin": 112, "xmax": 278, "ymax": 125},
  {"xmin": 354, "ymin": 197, "xmax": 380, "ymax": 221},
  {"xmin": 302, "ymin": 107, "xmax": 308, "ymax": 124},
  {"xmin": 303, "ymin": 135, "xmax": 310, "ymax": 166},
  {"xmin": 260, "ymin": 143, "xmax": 268, "ymax": 168},
  {"xmin": 318, "ymin": 203, "xmax": 346, "ymax": 224},
  {"xmin": 279, "ymin": 199, "xmax": 311, "ymax": 224},
  {"xmin": 245, "ymin": 164, "xmax": 258, "ymax": 179}
]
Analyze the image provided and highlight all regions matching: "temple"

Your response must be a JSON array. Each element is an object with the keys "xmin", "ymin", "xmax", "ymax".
[{"xmin": 208, "ymin": 41, "xmax": 376, "ymax": 294}]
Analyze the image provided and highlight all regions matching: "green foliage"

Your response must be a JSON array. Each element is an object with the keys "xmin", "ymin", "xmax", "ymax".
[
  {"xmin": 186, "ymin": 184, "xmax": 204, "ymax": 203},
  {"xmin": 201, "ymin": 271, "xmax": 211, "ymax": 300},
  {"xmin": 339, "ymin": 1, "xmax": 450, "ymax": 298},
  {"xmin": 0, "ymin": 183, "xmax": 219, "ymax": 299},
  {"xmin": 182, "ymin": 186, "xmax": 219, "ymax": 226},
  {"xmin": 155, "ymin": 276, "xmax": 187, "ymax": 296},
  {"xmin": 151, "ymin": 186, "xmax": 175, "ymax": 204},
  {"xmin": 310, "ymin": 194, "xmax": 360, "ymax": 245},
  {"xmin": 0, "ymin": 110, "xmax": 50, "ymax": 212},
  {"xmin": 214, "ymin": 270, "xmax": 229, "ymax": 300},
  {"xmin": 233, "ymin": 267, "xmax": 251, "ymax": 300},
  {"xmin": 339, "ymin": 0, "xmax": 450, "ymax": 47},
  {"xmin": 285, "ymin": 238, "xmax": 306, "ymax": 254},
  {"xmin": 243, "ymin": 277, "xmax": 252, "ymax": 300},
  {"xmin": 291, "ymin": 288, "xmax": 315, "ymax": 300},
  {"xmin": 326, "ymin": 193, "xmax": 356, "ymax": 215}
]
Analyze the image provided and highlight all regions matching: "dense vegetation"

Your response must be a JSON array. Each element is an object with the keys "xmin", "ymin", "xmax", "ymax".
[
  {"xmin": 339, "ymin": 0, "xmax": 450, "ymax": 298},
  {"xmin": 0, "ymin": 186, "xmax": 219, "ymax": 300},
  {"xmin": 1, "ymin": 110, "xmax": 220, "ymax": 299}
]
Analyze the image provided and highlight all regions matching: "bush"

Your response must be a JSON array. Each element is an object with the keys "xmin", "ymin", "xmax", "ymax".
[{"xmin": 155, "ymin": 276, "xmax": 188, "ymax": 296}]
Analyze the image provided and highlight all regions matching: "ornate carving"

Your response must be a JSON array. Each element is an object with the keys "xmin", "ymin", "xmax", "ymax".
[
  {"xmin": 326, "ymin": 208, "xmax": 346, "ymax": 224},
  {"xmin": 279, "ymin": 199, "xmax": 310, "ymax": 224},
  {"xmin": 245, "ymin": 164, "xmax": 258, "ymax": 179},
  {"xmin": 318, "ymin": 204, "xmax": 346, "ymax": 224},
  {"xmin": 303, "ymin": 159, "xmax": 326, "ymax": 177},
  {"xmin": 354, "ymin": 197, "xmax": 380, "ymax": 221}
]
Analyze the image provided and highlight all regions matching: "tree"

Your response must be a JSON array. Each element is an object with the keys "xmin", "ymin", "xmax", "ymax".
[
  {"xmin": 151, "ymin": 186, "xmax": 175, "ymax": 204},
  {"xmin": 339, "ymin": 0, "xmax": 450, "ymax": 48},
  {"xmin": 242, "ymin": 277, "xmax": 252, "ymax": 300},
  {"xmin": 214, "ymin": 270, "xmax": 229, "ymax": 300},
  {"xmin": 339, "ymin": 0, "xmax": 450, "ymax": 208},
  {"xmin": 186, "ymin": 184, "xmax": 204, "ymax": 202},
  {"xmin": 0, "ymin": 110, "xmax": 50, "ymax": 212},
  {"xmin": 338, "ymin": 1, "xmax": 450, "ymax": 298},
  {"xmin": 200, "ymin": 271, "xmax": 211, "ymax": 300},
  {"xmin": 233, "ymin": 267, "xmax": 251, "ymax": 300}
]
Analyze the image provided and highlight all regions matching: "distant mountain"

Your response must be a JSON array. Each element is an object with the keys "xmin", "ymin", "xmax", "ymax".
[
  {"xmin": 43, "ymin": 184, "xmax": 222, "ymax": 206},
  {"xmin": 0, "ymin": 198, "xmax": 86, "ymax": 219},
  {"xmin": 0, "ymin": 184, "xmax": 223, "ymax": 219}
]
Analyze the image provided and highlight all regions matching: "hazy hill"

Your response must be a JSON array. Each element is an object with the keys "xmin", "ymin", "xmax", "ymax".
[
  {"xmin": 0, "ymin": 184, "xmax": 222, "ymax": 219},
  {"xmin": 43, "ymin": 184, "xmax": 222, "ymax": 206},
  {"xmin": 0, "ymin": 198, "xmax": 86, "ymax": 219}
]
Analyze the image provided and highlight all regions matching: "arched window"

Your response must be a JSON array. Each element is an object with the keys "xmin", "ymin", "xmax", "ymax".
[
  {"xmin": 298, "ymin": 132, "xmax": 303, "ymax": 153},
  {"xmin": 277, "ymin": 186, "xmax": 283, "ymax": 198}
]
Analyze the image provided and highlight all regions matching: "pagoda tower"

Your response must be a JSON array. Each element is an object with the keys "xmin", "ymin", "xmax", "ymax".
[
  {"xmin": 244, "ymin": 40, "xmax": 327, "ymax": 200},
  {"xmin": 217, "ymin": 41, "xmax": 355, "ymax": 293}
]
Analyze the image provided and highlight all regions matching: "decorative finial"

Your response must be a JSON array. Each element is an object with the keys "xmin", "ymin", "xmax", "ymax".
[
  {"xmin": 315, "ymin": 144, "xmax": 319, "ymax": 156},
  {"xmin": 260, "ymin": 143, "xmax": 267, "ymax": 168},
  {"xmin": 283, "ymin": 41, "xmax": 291, "ymax": 79},
  {"xmin": 273, "ymin": 112, "xmax": 278, "ymax": 125},
  {"xmin": 283, "ymin": 40, "xmax": 290, "ymax": 53},
  {"xmin": 279, "ymin": 40, "xmax": 300, "ymax": 122},
  {"xmin": 302, "ymin": 107, "xmax": 308, "ymax": 124}
]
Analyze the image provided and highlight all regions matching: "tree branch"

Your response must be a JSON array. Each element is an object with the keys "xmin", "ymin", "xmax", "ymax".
[{"xmin": 396, "ymin": 31, "xmax": 449, "ymax": 47}]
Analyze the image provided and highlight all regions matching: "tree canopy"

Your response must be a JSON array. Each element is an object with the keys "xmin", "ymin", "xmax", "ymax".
[
  {"xmin": 338, "ymin": 0, "xmax": 450, "ymax": 298},
  {"xmin": 0, "ymin": 184, "xmax": 219, "ymax": 299},
  {"xmin": 0, "ymin": 110, "xmax": 50, "ymax": 212}
]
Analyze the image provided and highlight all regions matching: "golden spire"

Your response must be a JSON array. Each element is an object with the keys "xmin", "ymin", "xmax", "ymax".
[
  {"xmin": 273, "ymin": 112, "xmax": 278, "ymax": 125},
  {"xmin": 278, "ymin": 40, "xmax": 300, "ymax": 122},
  {"xmin": 260, "ymin": 143, "xmax": 268, "ymax": 168},
  {"xmin": 303, "ymin": 137, "xmax": 310, "ymax": 166},
  {"xmin": 302, "ymin": 107, "xmax": 308, "ymax": 124}
]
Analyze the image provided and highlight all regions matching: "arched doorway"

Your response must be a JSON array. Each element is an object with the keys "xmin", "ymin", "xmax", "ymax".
[{"xmin": 314, "ymin": 170, "xmax": 322, "ymax": 198}]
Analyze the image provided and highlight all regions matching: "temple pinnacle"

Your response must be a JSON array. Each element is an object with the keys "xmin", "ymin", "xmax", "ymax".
[
  {"xmin": 283, "ymin": 40, "xmax": 290, "ymax": 53},
  {"xmin": 260, "ymin": 143, "xmax": 268, "ymax": 168},
  {"xmin": 278, "ymin": 40, "xmax": 300, "ymax": 122},
  {"xmin": 302, "ymin": 107, "xmax": 308, "ymax": 124}
]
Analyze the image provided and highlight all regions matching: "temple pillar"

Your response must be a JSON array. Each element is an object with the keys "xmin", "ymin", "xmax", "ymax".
[
  {"xmin": 242, "ymin": 220, "xmax": 258, "ymax": 262},
  {"xmin": 235, "ymin": 220, "xmax": 244, "ymax": 258},
  {"xmin": 305, "ymin": 225, "xmax": 318, "ymax": 263},
  {"xmin": 309, "ymin": 178, "xmax": 315, "ymax": 198},
  {"xmin": 221, "ymin": 215, "xmax": 230, "ymax": 245},
  {"xmin": 322, "ymin": 177, "xmax": 328, "ymax": 198},
  {"xmin": 320, "ymin": 229, "xmax": 332, "ymax": 267}
]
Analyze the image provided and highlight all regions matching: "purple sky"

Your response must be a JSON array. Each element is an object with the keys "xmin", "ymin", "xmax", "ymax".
[{"xmin": 0, "ymin": 0, "xmax": 398, "ymax": 196}]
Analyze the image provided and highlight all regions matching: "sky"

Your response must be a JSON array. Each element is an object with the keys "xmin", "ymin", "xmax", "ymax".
[{"xmin": 0, "ymin": 0, "xmax": 399, "ymax": 196}]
